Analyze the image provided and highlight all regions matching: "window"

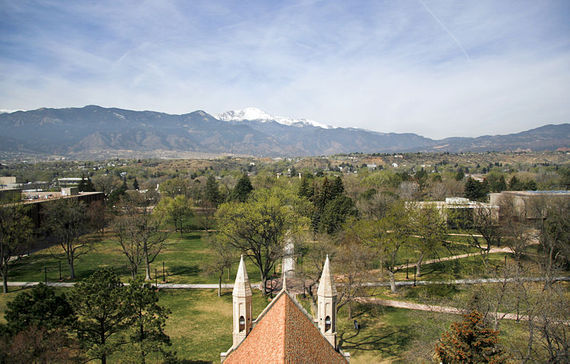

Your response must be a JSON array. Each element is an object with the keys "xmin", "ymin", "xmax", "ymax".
[
  {"xmin": 239, "ymin": 316, "xmax": 245, "ymax": 332},
  {"xmin": 325, "ymin": 316, "xmax": 331, "ymax": 332}
]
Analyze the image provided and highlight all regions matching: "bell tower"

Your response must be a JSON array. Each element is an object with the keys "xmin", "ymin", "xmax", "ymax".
[
  {"xmin": 317, "ymin": 255, "xmax": 337, "ymax": 349},
  {"xmin": 232, "ymin": 255, "xmax": 252, "ymax": 348}
]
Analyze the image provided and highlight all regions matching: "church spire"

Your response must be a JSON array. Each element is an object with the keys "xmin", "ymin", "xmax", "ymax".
[
  {"xmin": 232, "ymin": 255, "xmax": 252, "ymax": 348},
  {"xmin": 317, "ymin": 254, "xmax": 337, "ymax": 297},
  {"xmin": 233, "ymin": 255, "xmax": 252, "ymax": 297},
  {"xmin": 317, "ymin": 254, "xmax": 337, "ymax": 349}
]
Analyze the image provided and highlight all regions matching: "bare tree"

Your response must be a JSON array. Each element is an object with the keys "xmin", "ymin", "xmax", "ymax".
[
  {"xmin": 296, "ymin": 233, "xmax": 338, "ymax": 308},
  {"xmin": 0, "ymin": 202, "xmax": 33, "ymax": 293},
  {"xmin": 411, "ymin": 205, "xmax": 447, "ymax": 277},
  {"xmin": 114, "ymin": 193, "xmax": 167, "ymax": 280},
  {"xmin": 42, "ymin": 199, "xmax": 90, "ymax": 279},
  {"xmin": 335, "ymin": 239, "xmax": 375, "ymax": 320},
  {"xmin": 470, "ymin": 205, "xmax": 502, "ymax": 267},
  {"xmin": 205, "ymin": 235, "xmax": 237, "ymax": 296}
]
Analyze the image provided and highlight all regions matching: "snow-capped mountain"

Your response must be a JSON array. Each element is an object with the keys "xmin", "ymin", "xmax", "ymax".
[{"xmin": 217, "ymin": 107, "xmax": 333, "ymax": 129}]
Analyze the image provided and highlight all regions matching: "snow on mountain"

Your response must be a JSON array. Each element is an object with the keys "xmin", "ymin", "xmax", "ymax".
[{"xmin": 217, "ymin": 107, "xmax": 333, "ymax": 129}]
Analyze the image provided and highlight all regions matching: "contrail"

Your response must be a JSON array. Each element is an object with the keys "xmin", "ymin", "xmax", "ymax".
[{"xmin": 419, "ymin": 0, "xmax": 471, "ymax": 62}]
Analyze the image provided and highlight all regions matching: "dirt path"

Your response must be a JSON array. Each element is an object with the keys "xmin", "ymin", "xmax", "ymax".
[
  {"xmin": 354, "ymin": 297, "xmax": 569, "ymax": 324},
  {"xmin": 392, "ymin": 246, "xmax": 512, "ymax": 270}
]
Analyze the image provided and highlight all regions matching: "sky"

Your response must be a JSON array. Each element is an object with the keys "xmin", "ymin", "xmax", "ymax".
[{"xmin": 0, "ymin": 0, "xmax": 569, "ymax": 139}]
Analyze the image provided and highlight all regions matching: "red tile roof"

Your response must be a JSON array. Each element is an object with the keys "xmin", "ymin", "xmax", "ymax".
[{"xmin": 224, "ymin": 291, "xmax": 348, "ymax": 363}]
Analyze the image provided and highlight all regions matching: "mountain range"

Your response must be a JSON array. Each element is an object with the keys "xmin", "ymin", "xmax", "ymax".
[{"xmin": 0, "ymin": 105, "xmax": 568, "ymax": 159}]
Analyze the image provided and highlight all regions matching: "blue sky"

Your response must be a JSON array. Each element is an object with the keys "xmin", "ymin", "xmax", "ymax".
[{"xmin": 1, "ymin": 0, "xmax": 568, "ymax": 138}]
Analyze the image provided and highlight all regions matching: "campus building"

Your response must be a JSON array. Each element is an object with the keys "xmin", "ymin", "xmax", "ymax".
[
  {"xmin": 221, "ymin": 255, "xmax": 350, "ymax": 363},
  {"xmin": 489, "ymin": 190, "xmax": 570, "ymax": 220}
]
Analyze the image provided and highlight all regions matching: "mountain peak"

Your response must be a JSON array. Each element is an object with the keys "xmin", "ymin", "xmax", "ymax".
[{"xmin": 217, "ymin": 107, "xmax": 333, "ymax": 129}]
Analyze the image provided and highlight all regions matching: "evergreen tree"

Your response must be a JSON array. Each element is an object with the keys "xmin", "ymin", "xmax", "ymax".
[
  {"xmin": 298, "ymin": 176, "xmax": 313, "ymax": 199},
  {"xmin": 70, "ymin": 268, "xmax": 133, "ymax": 364},
  {"xmin": 508, "ymin": 176, "xmax": 524, "ymax": 191},
  {"xmin": 231, "ymin": 174, "xmax": 253, "ymax": 202},
  {"xmin": 205, "ymin": 175, "xmax": 221, "ymax": 206},
  {"xmin": 464, "ymin": 177, "xmax": 488, "ymax": 201},
  {"xmin": 436, "ymin": 311, "xmax": 509, "ymax": 364},
  {"xmin": 133, "ymin": 178, "xmax": 139, "ymax": 191},
  {"xmin": 5, "ymin": 283, "xmax": 74, "ymax": 333},
  {"xmin": 124, "ymin": 277, "xmax": 171, "ymax": 363},
  {"xmin": 85, "ymin": 177, "xmax": 95, "ymax": 192},
  {"xmin": 330, "ymin": 176, "xmax": 345, "ymax": 199},
  {"xmin": 455, "ymin": 168, "xmax": 465, "ymax": 181},
  {"xmin": 318, "ymin": 195, "xmax": 357, "ymax": 234},
  {"xmin": 78, "ymin": 176, "xmax": 87, "ymax": 192}
]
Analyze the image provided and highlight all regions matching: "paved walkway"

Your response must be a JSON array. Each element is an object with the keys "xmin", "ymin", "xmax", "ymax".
[
  {"xmin": 355, "ymin": 297, "xmax": 570, "ymax": 324},
  {"xmin": 7, "ymin": 276, "xmax": 568, "ymax": 289}
]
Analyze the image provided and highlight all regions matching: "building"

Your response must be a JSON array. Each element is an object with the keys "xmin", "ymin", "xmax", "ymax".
[
  {"xmin": 221, "ymin": 255, "xmax": 349, "ymax": 363},
  {"xmin": 412, "ymin": 197, "xmax": 499, "ymax": 227},
  {"xmin": 490, "ymin": 190, "xmax": 570, "ymax": 220}
]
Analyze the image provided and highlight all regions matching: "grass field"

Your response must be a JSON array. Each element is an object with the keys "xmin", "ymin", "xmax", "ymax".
[
  {"xmin": 8, "ymin": 230, "xmax": 488, "ymax": 285},
  {"xmin": 3, "ymin": 230, "xmax": 562, "ymax": 362},
  {"xmin": 8, "ymin": 232, "xmax": 263, "ymax": 284}
]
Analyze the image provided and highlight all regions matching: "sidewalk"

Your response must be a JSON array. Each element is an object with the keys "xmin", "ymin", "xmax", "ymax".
[{"xmin": 7, "ymin": 276, "xmax": 567, "ymax": 289}]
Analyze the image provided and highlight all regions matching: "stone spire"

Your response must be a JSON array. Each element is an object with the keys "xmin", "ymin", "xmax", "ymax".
[
  {"xmin": 317, "ymin": 254, "xmax": 337, "ymax": 348},
  {"xmin": 317, "ymin": 254, "xmax": 337, "ymax": 297},
  {"xmin": 233, "ymin": 255, "xmax": 252, "ymax": 297},
  {"xmin": 232, "ymin": 255, "xmax": 252, "ymax": 348}
]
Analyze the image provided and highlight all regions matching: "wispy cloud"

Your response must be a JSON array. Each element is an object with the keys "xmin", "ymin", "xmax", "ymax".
[{"xmin": 0, "ymin": 0, "xmax": 568, "ymax": 138}]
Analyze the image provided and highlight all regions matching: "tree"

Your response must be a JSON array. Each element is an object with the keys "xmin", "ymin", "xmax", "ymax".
[
  {"xmin": 5, "ymin": 283, "xmax": 74, "ymax": 334},
  {"xmin": 486, "ymin": 172, "xmax": 506, "ymax": 192},
  {"xmin": 318, "ymin": 195, "xmax": 357, "ymax": 235},
  {"xmin": 79, "ymin": 175, "xmax": 96, "ymax": 193},
  {"xmin": 133, "ymin": 178, "xmax": 139, "ymax": 191},
  {"xmin": 231, "ymin": 174, "xmax": 253, "ymax": 202},
  {"xmin": 0, "ymin": 202, "xmax": 33, "ymax": 293},
  {"xmin": 412, "ymin": 205, "xmax": 447, "ymax": 277},
  {"xmin": 108, "ymin": 179, "xmax": 128, "ymax": 205},
  {"xmin": 159, "ymin": 177, "xmax": 191, "ymax": 198},
  {"xmin": 87, "ymin": 200, "xmax": 107, "ymax": 235},
  {"xmin": 155, "ymin": 195, "xmax": 194, "ymax": 234},
  {"xmin": 70, "ymin": 268, "xmax": 133, "ymax": 364},
  {"xmin": 464, "ymin": 177, "xmax": 488, "ymax": 201},
  {"xmin": 114, "ymin": 194, "xmax": 167, "ymax": 280},
  {"xmin": 92, "ymin": 174, "xmax": 121, "ymax": 198},
  {"xmin": 351, "ymin": 201, "xmax": 412, "ymax": 292},
  {"xmin": 298, "ymin": 176, "xmax": 313, "ymax": 200},
  {"xmin": 124, "ymin": 277, "xmax": 171, "ymax": 364},
  {"xmin": 435, "ymin": 310, "xmax": 509, "ymax": 364},
  {"xmin": 470, "ymin": 206, "xmax": 502, "ymax": 266},
  {"xmin": 508, "ymin": 176, "xmax": 523, "ymax": 191},
  {"xmin": 206, "ymin": 235, "xmax": 237, "ymax": 297},
  {"xmin": 455, "ymin": 168, "xmax": 465, "ymax": 181},
  {"xmin": 215, "ymin": 188, "xmax": 307, "ymax": 295},
  {"xmin": 205, "ymin": 175, "xmax": 221, "ymax": 207},
  {"xmin": 42, "ymin": 198, "xmax": 90, "ymax": 279},
  {"xmin": 335, "ymin": 239, "xmax": 374, "ymax": 320},
  {"xmin": 415, "ymin": 168, "xmax": 428, "ymax": 190},
  {"xmin": 311, "ymin": 177, "xmax": 353, "ymax": 234}
]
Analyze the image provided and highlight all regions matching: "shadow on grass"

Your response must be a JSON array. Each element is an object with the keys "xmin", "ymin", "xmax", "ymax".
[
  {"xmin": 338, "ymin": 305, "xmax": 414, "ymax": 357},
  {"xmin": 169, "ymin": 265, "xmax": 201, "ymax": 277}
]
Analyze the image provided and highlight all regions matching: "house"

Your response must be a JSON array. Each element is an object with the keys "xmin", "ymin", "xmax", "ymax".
[{"xmin": 221, "ymin": 255, "xmax": 349, "ymax": 363}]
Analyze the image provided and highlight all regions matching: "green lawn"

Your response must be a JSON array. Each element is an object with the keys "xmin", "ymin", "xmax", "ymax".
[{"xmin": 9, "ymin": 232, "xmax": 262, "ymax": 284}]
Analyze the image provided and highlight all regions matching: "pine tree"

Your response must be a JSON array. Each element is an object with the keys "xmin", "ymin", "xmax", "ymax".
[
  {"xmin": 435, "ymin": 310, "xmax": 510, "ymax": 364},
  {"xmin": 298, "ymin": 176, "xmax": 312, "ymax": 199},
  {"xmin": 70, "ymin": 268, "xmax": 133, "ymax": 364},
  {"xmin": 205, "ymin": 175, "xmax": 221, "ymax": 206},
  {"xmin": 231, "ymin": 174, "xmax": 253, "ymax": 202}
]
